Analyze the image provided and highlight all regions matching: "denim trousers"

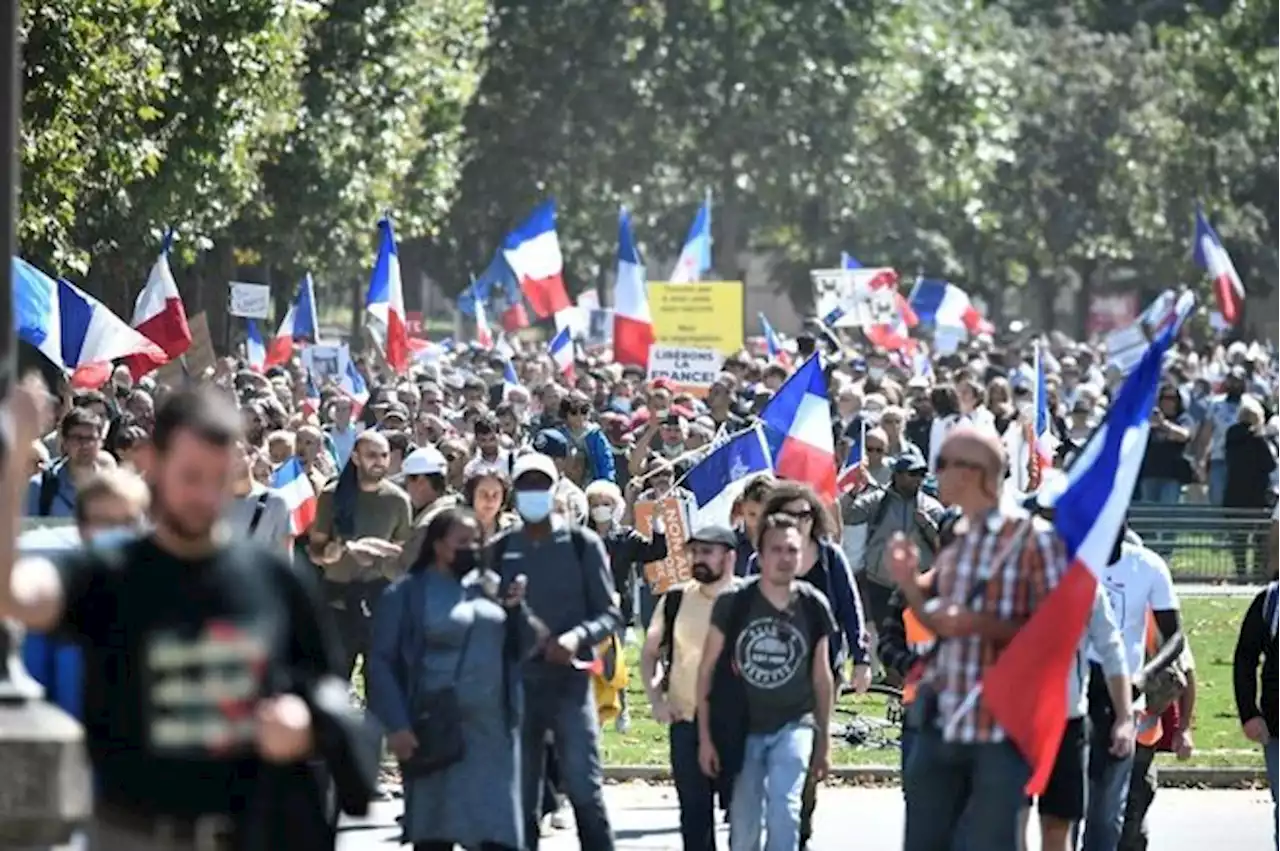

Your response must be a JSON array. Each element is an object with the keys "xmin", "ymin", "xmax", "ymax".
[
  {"xmin": 670, "ymin": 720, "xmax": 724, "ymax": 851},
  {"xmin": 1266, "ymin": 739, "xmax": 1279, "ymax": 850},
  {"xmin": 520, "ymin": 671, "xmax": 615, "ymax": 851},
  {"xmin": 1081, "ymin": 736, "xmax": 1135, "ymax": 851},
  {"xmin": 729, "ymin": 721, "xmax": 815, "ymax": 851},
  {"xmin": 900, "ymin": 725, "xmax": 968, "ymax": 851},
  {"xmin": 902, "ymin": 729, "xmax": 1028, "ymax": 851}
]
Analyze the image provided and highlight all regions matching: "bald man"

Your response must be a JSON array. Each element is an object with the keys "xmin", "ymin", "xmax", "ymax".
[
  {"xmin": 309, "ymin": 430, "xmax": 412, "ymax": 685},
  {"xmin": 890, "ymin": 427, "xmax": 1074, "ymax": 851}
]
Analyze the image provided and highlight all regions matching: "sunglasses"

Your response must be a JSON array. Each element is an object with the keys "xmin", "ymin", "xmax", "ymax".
[
  {"xmin": 781, "ymin": 508, "xmax": 814, "ymax": 521},
  {"xmin": 865, "ymin": 446, "xmax": 886, "ymax": 455},
  {"xmin": 936, "ymin": 456, "xmax": 982, "ymax": 473}
]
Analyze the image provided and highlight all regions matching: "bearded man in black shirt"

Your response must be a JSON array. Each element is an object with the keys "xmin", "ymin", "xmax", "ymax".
[{"xmin": 0, "ymin": 379, "xmax": 360, "ymax": 851}]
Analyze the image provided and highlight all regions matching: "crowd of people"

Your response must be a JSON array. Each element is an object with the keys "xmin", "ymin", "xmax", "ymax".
[{"xmin": 5, "ymin": 317, "xmax": 1278, "ymax": 851}]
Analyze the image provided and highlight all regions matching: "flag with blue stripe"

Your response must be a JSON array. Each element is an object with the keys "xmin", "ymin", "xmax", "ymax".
[{"xmin": 684, "ymin": 425, "xmax": 773, "ymax": 528}]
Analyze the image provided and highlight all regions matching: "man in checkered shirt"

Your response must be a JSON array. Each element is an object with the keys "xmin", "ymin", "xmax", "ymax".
[{"xmin": 888, "ymin": 427, "xmax": 1072, "ymax": 851}]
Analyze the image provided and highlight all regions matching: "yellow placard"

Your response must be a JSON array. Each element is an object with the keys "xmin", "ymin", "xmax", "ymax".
[{"xmin": 647, "ymin": 282, "xmax": 744, "ymax": 354}]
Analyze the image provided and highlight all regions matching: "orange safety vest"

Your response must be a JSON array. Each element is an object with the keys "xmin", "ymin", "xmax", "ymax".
[{"xmin": 901, "ymin": 609, "xmax": 937, "ymax": 704}]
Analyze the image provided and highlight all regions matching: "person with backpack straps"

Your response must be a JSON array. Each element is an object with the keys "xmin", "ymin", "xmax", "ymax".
[
  {"xmin": 490, "ymin": 451, "xmax": 620, "ymax": 851},
  {"xmin": 696, "ymin": 513, "xmax": 839, "ymax": 851},
  {"xmin": 26, "ymin": 406, "xmax": 107, "ymax": 519},
  {"xmin": 1232, "ymin": 579, "xmax": 1279, "ymax": 847},
  {"xmin": 639, "ymin": 524, "xmax": 742, "ymax": 851}
]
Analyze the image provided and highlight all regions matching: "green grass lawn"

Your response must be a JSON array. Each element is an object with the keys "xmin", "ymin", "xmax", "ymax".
[{"xmin": 599, "ymin": 595, "xmax": 1265, "ymax": 769}]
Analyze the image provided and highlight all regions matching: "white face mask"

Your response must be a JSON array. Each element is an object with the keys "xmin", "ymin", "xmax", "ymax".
[
  {"xmin": 515, "ymin": 489, "xmax": 555, "ymax": 523},
  {"xmin": 868, "ymin": 366, "xmax": 887, "ymax": 381},
  {"xmin": 590, "ymin": 505, "xmax": 615, "ymax": 524}
]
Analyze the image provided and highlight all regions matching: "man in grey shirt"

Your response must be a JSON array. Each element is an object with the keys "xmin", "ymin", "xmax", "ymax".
[
  {"xmin": 224, "ymin": 441, "xmax": 292, "ymax": 554},
  {"xmin": 491, "ymin": 451, "xmax": 620, "ymax": 851}
]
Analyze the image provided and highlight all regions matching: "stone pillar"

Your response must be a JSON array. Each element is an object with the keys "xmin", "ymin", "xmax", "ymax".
[{"xmin": 1, "ymin": 3, "xmax": 94, "ymax": 847}]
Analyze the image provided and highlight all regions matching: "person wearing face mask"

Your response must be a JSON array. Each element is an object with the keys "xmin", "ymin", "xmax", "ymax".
[
  {"xmin": 530, "ymin": 429, "xmax": 589, "ymax": 525},
  {"xmin": 585, "ymin": 480, "xmax": 668, "ymax": 732},
  {"xmin": 74, "ymin": 468, "xmax": 151, "ymax": 548},
  {"xmin": 639, "ymin": 525, "xmax": 742, "ymax": 851},
  {"xmin": 368, "ymin": 507, "xmax": 545, "ymax": 851},
  {"xmin": 492, "ymin": 452, "xmax": 621, "ymax": 851}
]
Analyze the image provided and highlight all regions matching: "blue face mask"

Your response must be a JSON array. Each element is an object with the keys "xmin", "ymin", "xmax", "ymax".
[
  {"xmin": 87, "ymin": 527, "xmax": 140, "ymax": 549},
  {"xmin": 515, "ymin": 489, "xmax": 555, "ymax": 523}
]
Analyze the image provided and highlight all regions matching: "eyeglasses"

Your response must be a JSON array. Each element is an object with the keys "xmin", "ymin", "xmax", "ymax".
[
  {"xmin": 936, "ymin": 456, "xmax": 983, "ymax": 473},
  {"xmin": 64, "ymin": 431, "xmax": 99, "ymax": 444},
  {"xmin": 865, "ymin": 446, "xmax": 886, "ymax": 455}
]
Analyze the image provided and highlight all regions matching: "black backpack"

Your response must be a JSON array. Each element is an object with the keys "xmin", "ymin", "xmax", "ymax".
[{"xmin": 37, "ymin": 460, "xmax": 67, "ymax": 517}]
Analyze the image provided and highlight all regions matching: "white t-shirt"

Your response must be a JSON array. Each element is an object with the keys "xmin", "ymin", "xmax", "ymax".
[{"xmin": 1087, "ymin": 543, "xmax": 1178, "ymax": 676}]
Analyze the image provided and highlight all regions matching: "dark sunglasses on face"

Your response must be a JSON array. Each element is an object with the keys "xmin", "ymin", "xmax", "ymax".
[{"xmin": 781, "ymin": 508, "xmax": 814, "ymax": 521}]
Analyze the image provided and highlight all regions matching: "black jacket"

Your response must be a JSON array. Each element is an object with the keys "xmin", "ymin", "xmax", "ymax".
[{"xmin": 1233, "ymin": 583, "xmax": 1278, "ymax": 738}]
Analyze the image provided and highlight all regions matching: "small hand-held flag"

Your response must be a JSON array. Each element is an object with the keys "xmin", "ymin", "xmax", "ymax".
[{"xmin": 1192, "ymin": 207, "xmax": 1245, "ymax": 326}]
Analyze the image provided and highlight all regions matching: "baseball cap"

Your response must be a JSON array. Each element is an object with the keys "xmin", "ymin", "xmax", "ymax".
[
  {"xmin": 402, "ymin": 446, "xmax": 448, "ymax": 477},
  {"xmin": 687, "ymin": 525, "xmax": 738, "ymax": 549},
  {"xmin": 511, "ymin": 452, "xmax": 559, "ymax": 484},
  {"xmin": 532, "ymin": 429, "xmax": 570, "ymax": 458},
  {"xmin": 892, "ymin": 448, "xmax": 928, "ymax": 474}
]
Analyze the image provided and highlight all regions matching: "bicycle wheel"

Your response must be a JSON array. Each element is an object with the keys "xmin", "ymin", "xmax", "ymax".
[{"xmin": 833, "ymin": 682, "xmax": 905, "ymax": 750}]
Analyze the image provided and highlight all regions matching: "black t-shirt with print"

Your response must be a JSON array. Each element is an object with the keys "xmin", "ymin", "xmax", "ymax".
[
  {"xmin": 711, "ymin": 580, "xmax": 837, "ymax": 735},
  {"xmin": 53, "ymin": 536, "xmax": 338, "ymax": 816}
]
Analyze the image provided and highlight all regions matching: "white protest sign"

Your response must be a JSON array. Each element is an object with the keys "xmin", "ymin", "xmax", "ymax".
[
  {"xmin": 228, "ymin": 282, "xmax": 271, "ymax": 319},
  {"xmin": 647, "ymin": 346, "xmax": 724, "ymax": 394},
  {"xmin": 811, "ymin": 267, "xmax": 900, "ymax": 327},
  {"xmin": 302, "ymin": 343, "xmax": 350, "ymax": 385},
  {"xmin": 587, "ymin": 308, "xmax": 614, "ymax": 346}
]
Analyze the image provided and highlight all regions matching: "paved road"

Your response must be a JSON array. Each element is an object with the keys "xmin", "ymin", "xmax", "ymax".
[{"xmin": 338, "ymin": 783, "xmax": 1275, "ymax": 850}]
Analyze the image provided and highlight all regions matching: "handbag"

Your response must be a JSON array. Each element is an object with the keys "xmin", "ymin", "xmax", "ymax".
[{"xmin": 400, "ymin": 573, "xmax": 476, "ymax": 778}]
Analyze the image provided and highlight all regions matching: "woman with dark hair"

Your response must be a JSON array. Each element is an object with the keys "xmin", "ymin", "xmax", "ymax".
[
  {"xmin": 462, "ymin": 467, "xmax": 517, "ymax": 543},
  {"xmin": 367, "ymin": 507, "xmax": 546, "ymax": 851},
  {"xmin": 1138, "ymin": 383, "xmax": 1195, "ymax": 505},
  {"xmin": 746, "ymin": 480, "xmax": 870, "ymax": 850}
]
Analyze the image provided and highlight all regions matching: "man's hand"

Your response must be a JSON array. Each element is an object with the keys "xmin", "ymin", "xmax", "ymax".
[
  {"xmin": 1173, "ymin": 728, "xmax": 1194, "ymax": 761},
  {"xmin": 698, "ymin": 735, "xmax": 720, "ymax": 778},
  {"xmin": 1242, "ymin": 717, "xmax": 1271, "ymax": 744},
  {"xmin": 1109, "ymin": 714, "xmax": 1136, "ymax": 759},
  {"xmin": 314, "ymin": 540, "xmax": 344, "ymax": 566},
  {"xmin": 887, "ymin": 532, "xmax": 920, "ymax": 587},
  {"xmin": 502, "ymin": 574, "xmax": 528, "ymax": 608},
  {"xmin": 348, "ymin": 538, "xmax": 402, "ymax": 566},
  {"xmin": 649, "ymin": 694, "xmax": 674, "ymax": 725},
  {"xmin": 811, "ymin": 738, "xmax": 831, "ymax": 783},
  {"xmin": 849, "ymin": 664, "xmax": 872, "ymax": 695},
  {"xmin": 256, "ymin": 694, "xmax": 314, "ymax": 763},
  {"xmin": 386, "ymin": 729, "xmax": 419, "ymax": 761},
  {"xmin": 927, "ymin": 602, "xmax": 976, "ymax": 638},
  {"xmin": 544, "ymin": 631, "xmax": 582, "ymax": 665}
]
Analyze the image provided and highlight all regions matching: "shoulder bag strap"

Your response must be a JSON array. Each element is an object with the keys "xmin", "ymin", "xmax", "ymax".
[{"xmin": 248, "ymin": 491, "xmax": 270, "ymax": 535}]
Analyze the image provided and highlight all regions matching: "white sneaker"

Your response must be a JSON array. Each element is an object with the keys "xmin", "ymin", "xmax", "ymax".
[
  {"xmin": 549, "ymin": 807, "xmax": 571, "ymax": 830},
  {"xmin": 615, "ymin": 710, "xmax": 631, "ymax": 734}
]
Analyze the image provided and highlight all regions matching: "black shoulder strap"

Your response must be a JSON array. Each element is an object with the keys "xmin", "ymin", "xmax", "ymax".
[
  {"xmin": 660, "ymin": 588, "xmax": 685, "ymax": 682},
  {"xmin": 866, "ymin": 490, "xmax": 894, "ymax": 543},
  {"xmin": 38, "ymin": 462, "xmax": 63, "ymax": 517},
  {"xmin": 248, "ymin": 491, "xmax": 270, "ymax": 534}
]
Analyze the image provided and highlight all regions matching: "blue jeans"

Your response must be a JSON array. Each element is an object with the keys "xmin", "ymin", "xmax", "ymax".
[
  {"xmin": 729, "ymin": 721, "xmax": 814, "ymax": 851},
  {"xmin": 671, "ymin": 721, "xmax": 726, "ymax": 851},
  {"xmin": 1082, "ymin": 744, "xmax": 1134, "ymax": 851},
  {"xmin": 900, "ymin": 725, "xmax": 968, "ymax": 851},
  {"xmin": 520, "ymin": 670, "xmax": 615, "ymax": 851},
  {"xmin": 1139, "ymin": 477, "xmax": 1182, "ymax": 505},
  {"xmin": 1209, "ymin": 460, "xmax": 1229, "ymax": 506},
  {"xmin": 1266, "ymin": 739, "xmax": 1278, "ymax": 849},
  {"xmin": 903, "ymin": 730, "xmax": 1027, "ymax": 851}
]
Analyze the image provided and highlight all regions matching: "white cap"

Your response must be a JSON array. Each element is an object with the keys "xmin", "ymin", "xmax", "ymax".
[
  {"xmin": 402, "ymin": 446, "xmax": 448, "ymax": 477},
  {"xmin": 511, "ymin": 452, "xmax": 558, "ymax": 484}
]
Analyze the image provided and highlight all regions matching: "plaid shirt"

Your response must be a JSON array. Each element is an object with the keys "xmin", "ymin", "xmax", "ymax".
[{"xmin": 921, "ymin": 508, "xmax": 1069, "ymax": 744}]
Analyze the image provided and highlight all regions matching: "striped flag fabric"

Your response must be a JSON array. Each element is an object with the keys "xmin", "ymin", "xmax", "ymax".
[
  {"xmin": 270, "ymin": 457, "xmax": 317, "ymax": 535},
  {"xmin": 670, "ymin": 192, "xmax": 712, "ymax": 283},
  {"xmin": 126, "ymin": 231, "xmax": 192, "ymax": 379},
  {"xmin": 266, "ymin": 273, "xmax": 318, "ymax": 367},
  {"xmin": 548, "ymin": 325, "xmax": 574, "ymax": 378},
  {"xmin": 365, "ymin": 217, "xmax": 411, "ymax": 374},
  {"xmin": 1192, "ymin": 208, "xmax": 1245, "ymax": 326},
  {"xmin": 758, "ymin": 354, "xmax": 838, "ymax": 499},
  {"xmin": 503, "ymin": 200, "xmax": 572, "ymax": 319},
  {"xmin": 613, "ymin": 207, "xmax": 654, "ymax": 367},
  {"xmin": 245, "ymin": 319, "xmax": 266, "ymax": 372}
]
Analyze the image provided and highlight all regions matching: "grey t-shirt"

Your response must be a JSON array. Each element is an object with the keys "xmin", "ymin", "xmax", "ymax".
[
  {"xmin": 224, "ymin": 487, "xmax": 292, "ymax": 553},
  {"xmin": 711, "ymin": 579, "xmax": 837, "ymax": 735}
]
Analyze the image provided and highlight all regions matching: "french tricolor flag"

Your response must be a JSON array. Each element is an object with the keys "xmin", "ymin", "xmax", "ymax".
[
  {"xmin": 125, "ymin": 232, "xmax": 192, "ymax": 379},
  {"xmin": 1032, "ymin": 342, "xmax": 1056, "ymax": 475},
  {"xmin": 365, "ymin": 217, "xmax": 411, "ymax": 374},
  {"xmin": 836, "ymin": 421, "xmax": 867, "ymax": 495},
  {"xmin": 502, "ymin": 358, "xmax": 520, "ymax": 397},
  {"xmin": 245, "ymin": 319, "xmax": 266, "ymax": 372},
  {"xmin": 758, "ymin": 354, "xmax": 837, "ymax": 500},
  {"xmin": 503, "ymin": 200, "xmax": 572, "ymax": 320},
  {"xmin": 613, "ymin": 207, "xmax": 655, "ymax": 367},
  {"xmin": 981, "ymin": 294, "xmax": 1195, "ymax": 796},
  {"xmin": 270, "ymin": 457, "xmax": 317, "ymax": 535},
  {"xmin": 670, "ymin": 193, "xmax": 712, "ymax": 283},
  {"xmin": 1192, "ymin": 208, "xmax": 1245, "ymax": 327},
  {"xmin": 908, "ymin": 278, "xmax": 991, "ymax": 336},
  {"xmin": 340, "ymin": 360, "xmax": 369, "ymax": 415},
  {"xmin": 300, "ymin": 372, "xmax": 321, "ymax": 417},
  {"xmin": 474, "ymin": 298, "xmax": 494, "ymax": 348},
  {"xmin": 266, "ymin": 274, "xmax": 318, "ymax": 367},
  {"xmin": 759, "ymin": 313, "xmax": 791, "ymax": 367},
  {"xmin": 548, "ymin": 325, "xmax": 575, "ymax": 379}
]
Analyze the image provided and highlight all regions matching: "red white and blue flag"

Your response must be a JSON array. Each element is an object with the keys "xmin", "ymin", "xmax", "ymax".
[
  {"xmin": 474, "ymin": 298, "xmax": 494, "ymax": 348},
  {"xmin": 1032, "ymin": 342, "xmax": 1055, "ymax": 475},
  {"xmin": 836, "ymin": 420, "xmax": 868, "ymax": 495},
  {"xmin": 759, "ymin": 313, "xmax": 791, "ymax": 367},
  {"xmin": 758, "ymin": 354, "xmax": 838, "ymax": 500},
  {"xmin": 365, "ymin": 217, "xmax": 411, "ymax": 374},
  {"xmin": 980, "ymin": 293, "xmax": 1195, "ymax": 795},
  {"xmin": 126, "ymin": 231, "xmax": 192, "ymax": 379},
  {"xmin": 300, "ymin": 372, "xmax": 321, "ymax": 417},
  {"xmin": 270, "ymin": 457, "xmax": 317, "ymax": 535},
  {"xmin": 340, "ymin": 360, "xmax": 369, "ymax": 415},
  {"xmin": 840, "ymin": 253, "xmax": 919, "ymax": 351},
  {"xmin": 670, "ymin": 192, "xmax": 712, "ymax": 283},
  {"xmin": 548, "ymin": 325, "xmax": 575, "ymax": 379},
  {"xmin": 266, "ymin": 273, "xmax": 318, "ymax": 367},
  {"xmin": 1192, "ymin": 208, "xmax": 1245, "ymax": 326},
  {"xmin": 613, "ymin": 207, "xmax": 654, "ymax": 367},
  {"xmin": 245, "ymin": 319, "xmax": 266, "ymax": 372},
  {"xmin": 909, "ymin": 278, "xmax": 991, "ymax": 336},
  {"xmin": 503, "ymin": 200, "xmax": 572, "ymax": 319}
]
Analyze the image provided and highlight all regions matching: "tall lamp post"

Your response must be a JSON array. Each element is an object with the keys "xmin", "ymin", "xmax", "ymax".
[{"xmin": 0, "ymin": 3, "xmax": 91, "ymax": 848}]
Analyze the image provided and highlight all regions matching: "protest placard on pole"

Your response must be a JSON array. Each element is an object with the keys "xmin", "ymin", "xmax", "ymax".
[
  {"xmin": 633, "ymin": 496, "xmax": 693, "ymax": 595},
  {"xmin": 646, "ymin": 346, "xmax": 724, "ymax": 396},
  {"xmin": 228, "ymin": 282, "xmax": 271, "ymax": 319}
]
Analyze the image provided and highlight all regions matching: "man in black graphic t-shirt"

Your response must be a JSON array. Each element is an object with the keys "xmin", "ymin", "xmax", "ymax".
[
  {"xmin": 0, "ymin": 381, "xmax": 351, "ymax": 850},
  {"xmin": 697, "ymin": 513, "xmax": 837, "ymax": 851}
]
